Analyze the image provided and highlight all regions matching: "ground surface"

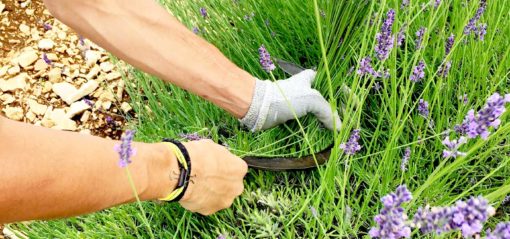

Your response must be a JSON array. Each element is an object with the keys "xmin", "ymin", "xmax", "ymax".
[{"xmin": 0, "ymin": 0, "xmax": 134, "ymax": 237}]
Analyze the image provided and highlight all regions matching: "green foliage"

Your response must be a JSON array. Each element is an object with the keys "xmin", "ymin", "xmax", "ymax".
[{"xmin": 15, "ymin": 0, "xmax": 510, "ymax": 238}]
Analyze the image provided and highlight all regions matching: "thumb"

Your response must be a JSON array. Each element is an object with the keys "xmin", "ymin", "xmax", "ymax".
[{"xmin": 308, "ymin": 90, "xmax": 342, "ymax": 131}]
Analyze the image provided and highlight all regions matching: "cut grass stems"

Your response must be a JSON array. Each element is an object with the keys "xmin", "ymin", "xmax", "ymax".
[{"xmin": 12, "ymin": 0, "xmax": 510, "ymax": 238}]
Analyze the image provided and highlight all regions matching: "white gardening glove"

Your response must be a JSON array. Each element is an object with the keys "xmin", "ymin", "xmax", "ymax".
[{"xmin": 240, "ymin": 70, "xmax": 342, "ymax": 132}]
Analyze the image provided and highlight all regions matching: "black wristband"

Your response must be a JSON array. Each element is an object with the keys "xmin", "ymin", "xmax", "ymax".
[{"xmin": 162, "ymin": 138, "xmax": 192, "ymax": 202}]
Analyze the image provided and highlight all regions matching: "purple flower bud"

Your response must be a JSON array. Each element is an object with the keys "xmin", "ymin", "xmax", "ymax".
[
  {"xmin": 401, "ymin": 0, "xmax": 409, "ymax": 9},
  {"xmin": 200, "ymin": 7, "xmax": 208, "ymax": 18},
  {"xmin": 415, "ymin": 27, "xmax": 426, "ymax": 49},
  {"xmin": 192, "ymin": 27, "xmax": 200, "ymax": 34},
  {"xmin": 375, "ymin": 9, "xmax": 396, "ymax": 61},
  {"xmin": 401, "ymin": 147, "xmax": 411, "ymax": 171},
  {"xmin": 216, "ymin": 235, "xmax": 226, "ymax": 239},
  {"xmin": 435, "ymin": 0, "xmax": 441, "ymax": 8},
  {"xmin": 438, "ymin": 61, "xmax": 452, "ymax": 78},
  {"xmin": 418, "ymin": 99, "xmax": 430, "ymax": 117},
  {"xmin": 179, "ymin": 132, "xmax": 203, "ymax": 141},
  {"xmin": 258, "ymin": 45, "xmax": 275, "ymax": 73},
  {"xmin": 410, "ymin": 61, "xmax": 426, "ymax": 82},
  {"xmin": 397, "ymin": 27, "xmax": 406, "ymax": 47},
  {"xmin": 114, "ymin": 130, "xmax": 137, "ymax": 168},
  {"xmin": 442, "ymin": 136, "xmax": 467, "ymax": 158},
  {"xmin": 83, "ymin": 99, "xmax": 94, "ymax": 107},
  {"xmin": 339, "ymin": 129, "xmax": 362, "ymax": 155},
  {"xmin": 357, "ymin": 57, "xmax": 379, "ymax": 77},
  {"xmin": 79, "ymin": 35, "xmax": 85, "ymax": 46},
  {"xmin": 42, "ymin": 53, "xmax": 52, "ymax": 66},
  {"xmin": 43, "ymin": 23, "xmax": 52, "ymax": 31},
  {"xmin": 476, "ymin": 23, "xmax": 487, "ymax": 41},
  {"xmin": 445, "ymin": 34, "xmax": 455, "ymax": 55}
]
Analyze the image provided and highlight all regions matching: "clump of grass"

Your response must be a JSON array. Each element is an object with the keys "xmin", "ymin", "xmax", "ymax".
[{"xmin": 13, "ymin": 0, "xmax": 510, "ymax": 238}]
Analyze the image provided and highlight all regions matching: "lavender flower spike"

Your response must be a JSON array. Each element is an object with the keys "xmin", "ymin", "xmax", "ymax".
[
  {"xmin": 339, "ymin": 129, "xmax": 362, "ymax": 155},
  {"xmin": 410, "ymin": 61, "xmax": 426, "ymax": 82},
  {"xmin": 464, "ymin": 1, "xmax": 486, "ymax": 35},
  {"xmin": 415, "ymin": 27, "xmax": 426, "ymax": 49},
  {"xmin": 375, "ymin": 9, "xmax": 395, "ymax": 61},
  {"xmin": 442, "ymin": 136, "xmax": 467, "ymax": 158},
  {"xmin": 179, "ymin": 132, "xmax": 203, "ymax": 141},
  {"xmin": 200, "ymin": 7, "xmax": 208, "ymax": 18},
  {"xmin": 486, "ymin": 222, "xmax": 510, "ymax": 239},
  {"xmin": 445, "ymin": 34, "xmax": 455, "ymax": 55},
  {"xmin": 439, "ymin": 61, "xmax": 452, "ymax": 78},
  {"xmin": 258, "ymin": 45, "xmax": 275, "ymax": 73},
  {"xmin": 401, "ymin": 147, "xmax": 411, "ymax": 171},
  {"xmin": 418, "ymin": 99, "xmax": 429, "ymax": 117},
  {"xmin": 357, "ymin": 57, "xmax": 379, "ymax": 77},
  {"xmin": 114, "ymin": 130, "xmax": 137, "ymax": 168},
  {"xmin": 455, "ymin": 93, "xmax": 510, "ymax": 139},
  {"xmin": 369, "ymin": 185, "xmax": 412, "ymax": 239}
]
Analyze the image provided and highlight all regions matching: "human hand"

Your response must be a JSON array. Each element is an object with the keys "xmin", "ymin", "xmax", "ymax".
[
  {"xmin": 240, "ymin": 70, "xmax": 342, "ymax": 132},
  {"xmin": 178, "ymin": 140, "xmax": 247, "ymax": 215}
]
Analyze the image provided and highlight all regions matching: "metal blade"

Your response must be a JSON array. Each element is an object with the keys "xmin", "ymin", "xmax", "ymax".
[{"xmin": 275, "ymin": 58, "xmax": 306, "ymax": 75}]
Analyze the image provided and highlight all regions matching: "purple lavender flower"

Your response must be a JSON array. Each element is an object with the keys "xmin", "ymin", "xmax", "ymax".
[
  {"xmin": 464, "ymin": 1, "xmax": 486, "ymax": 35},
  {"xmin": 455, "ymin": 93, "xmax": 510, "ymax": 139},
  {"xmin": 438, "ymin": 61, "xmax": 452, "ymax": 78},
  {"xmin": 415, "ymin": 27, "xmax": 426, "ymax": 49},
  {"xmin": 42, "ymin": 23, "xmax": 52, "ymax": 31},
  {"xmin": 476, "ymin": 23, "xmax": 487, "ymax": 41},
  {"xmin": 369, "ymin": 185, "xmax": 412, "ymax": 239},
  {"xmin": 410, "ymin": 61, "xmax": 426, "ymax": 82},
  {"xmin": 357, "ymin": 57, "xmax": 379, "ymax": 77},
  {"xmin": 442, "ymin": 136, "xmax": 467, "ymax": 158},
  {"xmin": 258, "ymin": 45, "xmax": 275, "ymax": 72},
  {"xmin": 339, "ymin": 129, "xmax": 361, "ymax": 155},
  {"xmin": 192, "ymin": 27, "xmax": 200, "ymax": 34},
  {"xmin": 418, "ymin": 99, "xmax": 429, "ymax": 117},
  {"xmin": 83, "ymin": 99, "xmax": 94, "ymax": 107},
  {"xmin": 179, "ymin": 132, "xmax": 202, "ymax": 141},
  {"xmin": 79, "ymin": 35, "xmax": 85, "ymax": 46},
  {"xmin": 42, "ymin": 53, "xmax": 52, "ymax": 65},
  {"xmin": 216, "ymin": 235, "xmax": 226, "ymax": 239},
  {"xmin": 397, "ymin": 27, "xmax": 406, "ymax": 47},
  {"xmin": 413, "ymin": 196, "xmax": 495, "ymax": 237},
  {"xmin": 462, "ymin": 94, "xmax": 469, "ymax": 104},
  {"xmin": 375, "ymin": 9, "xmax": 395, "ymax": 61},
  {"xmin": 401, "ymin": 147, "xmax": 411, "ymax": 171},
  {"xmin": 244, "ymin": 12, "xmax": 255, "ymax": 21},
  {"xmin": 445, "ymin": 34, "xmax": 455, "ymax": 55},
  {"xmin": 200, "ymin": 7, "xmax": 208, "ymax": 18},
  {"xmin": 434, "ymin": 0, "xmax": 441, "ymax": 8},
  {"xmin": 114, "ymin": 130, "xmax": 137, "ymax": 168},
  {"xmin": 373, "ymin": 81, "xmax": 382, "ymax": 91},
  {"xmin": 486, "ymin": 222, "xmax": 510, "ymax": 239},
  {"xmin": 401, "ymin": 0, "xmax": 409, "ymax": 9}
]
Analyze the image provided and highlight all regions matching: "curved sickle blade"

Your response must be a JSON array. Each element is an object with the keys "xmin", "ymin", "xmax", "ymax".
[
  {"xmin": 242, "ymin": 144, "xmax": 333, "ymax": 171},
  {"xmin": 275, "ymin": 58, "xmax": 307, "ymax": 75}
]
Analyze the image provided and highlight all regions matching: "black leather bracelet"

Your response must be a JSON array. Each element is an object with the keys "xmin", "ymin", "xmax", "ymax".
[{"xmin": 161, "ymin": 138, "xmax": 192, "ymax": 202}]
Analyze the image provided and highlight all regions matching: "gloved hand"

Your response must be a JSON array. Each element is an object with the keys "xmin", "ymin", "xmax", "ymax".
[{"xmin": 240, "ymin": 70, "xmax": 342, "ymax": 132}]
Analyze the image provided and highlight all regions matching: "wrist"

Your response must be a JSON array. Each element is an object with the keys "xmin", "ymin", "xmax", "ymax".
[{"xmin": 139, "ymin": 143, "xmax": 179, "ymax": 201}]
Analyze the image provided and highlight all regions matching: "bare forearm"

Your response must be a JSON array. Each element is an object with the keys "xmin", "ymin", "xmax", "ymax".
[
  {"xmin": 43, "ymin": 0, "xmax": 255, "ymax": 118},
  {"xmin": 0, "ymin": 117, "xmax": 176, "ymax": 223}
]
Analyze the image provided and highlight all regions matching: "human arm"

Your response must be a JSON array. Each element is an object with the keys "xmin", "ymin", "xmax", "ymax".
[
  {"xmin": 0, "ymin": 116, "xmax": 246, "ymax": 223},
  {"xmin": 42, "ymin": 0, "xmax": 341, "ymax": 130}
]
